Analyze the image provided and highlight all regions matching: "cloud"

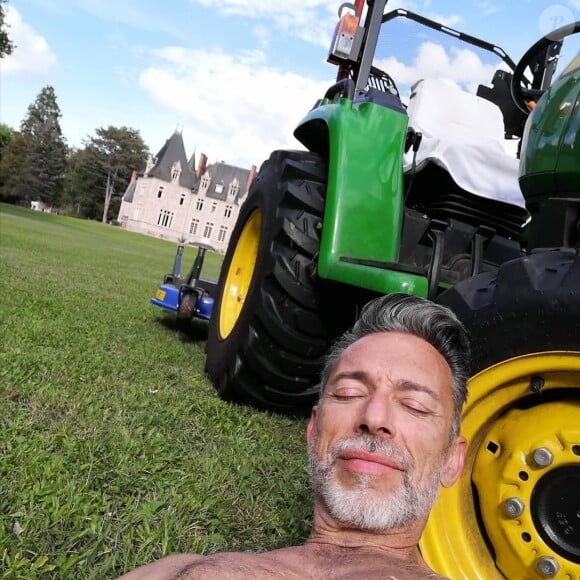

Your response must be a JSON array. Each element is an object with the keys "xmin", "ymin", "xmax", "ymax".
[
  {"xmin": 188, "ymin": 0, "xmax": 465, "ymax": 46},
  {"xmin": 377, "ymin": 41, "xmax": 502, "ymax": 98},
  {"xmin": 139, "ymin": 46, "xmax": 330, "ymax": 167},
  {"xmin": 2, "ymin": 6, "xmax": 57, "ymax": 77},
  {"xmin": 189, "ymin": 0, "xmax": 338, "ymax": 47}
]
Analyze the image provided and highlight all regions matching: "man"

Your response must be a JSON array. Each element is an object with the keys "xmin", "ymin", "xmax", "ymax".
[{"xmin": 120, "ymin": 293, "xmax": 470, "ymax": 579}]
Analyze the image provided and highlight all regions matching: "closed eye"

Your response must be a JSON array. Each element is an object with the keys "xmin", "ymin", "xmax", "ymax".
[
  {"xmin": 332, "ymin": 388, "xmax": 366, "ymax": 400},
  {"xmin": 401, "ymin": 399, "xmax": 431, "ymax": 415}
]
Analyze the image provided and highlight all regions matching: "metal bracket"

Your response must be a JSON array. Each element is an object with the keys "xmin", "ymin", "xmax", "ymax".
[
  {"xmin": 420, "ymin": 218, "xmax": 448, "ymax": 300},
  {"xmin": 471, "ymin": 225, "xmax": 496, "ymax": 276}
]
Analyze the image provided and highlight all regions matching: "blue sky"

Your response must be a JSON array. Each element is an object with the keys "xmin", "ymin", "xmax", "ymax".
[{"xmin": 1, "ymin": 0, "xmax": 579, "ymax": 169}]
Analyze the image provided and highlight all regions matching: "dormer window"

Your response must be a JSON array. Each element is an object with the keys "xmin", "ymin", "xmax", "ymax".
[
  {"xmin": 215, "ymin": 183, "xmax": 224, "ymax": 194},
  {"xmin": 228, "ymin": 180, "xmax": 240, "ymax": 198},
  {"xmin": 171, "ymin": 161, "xmax": 182, "ymax": 182},
  {"xmin": 201, "ymin": 175, "xmax": 210, "ymax": 190}
]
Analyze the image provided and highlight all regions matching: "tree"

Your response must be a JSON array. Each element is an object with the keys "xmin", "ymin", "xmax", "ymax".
[
  {"xmin": 0, "ymin": 0, "xmax": 15, "ymax": 58},
  {"xmin": 0, "ymin": 125, "xmax": 24, "ymax": 203},
  {"xmin": 1, "ymin": 86, "xmax": 68, "ymax": 205},
  {"xmin": 63, "ymin": 126, "xmax": 148, "ymax": 222},
  {"xmin": 0, "ymin": 122, "xmax": 15, "ymax": 193},
  {"xmin": 61, "ymin": 147, "xmax": 101, "ymax": 217},
  {"xmin": 0, "ymin": 122, "xmax": 14, "ymax": 152}
]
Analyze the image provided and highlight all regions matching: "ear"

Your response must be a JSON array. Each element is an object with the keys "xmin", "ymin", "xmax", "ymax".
[
  {"xmin": 440, "ymin": 435, "xmax": 467, "ymax": 488},
  {"xmin": 306, "ymin": 405, "xmax": 318, "ymax": 446}
]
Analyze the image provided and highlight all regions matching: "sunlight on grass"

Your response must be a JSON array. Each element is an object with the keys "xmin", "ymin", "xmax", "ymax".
[{"xmin": 0, "ymin": 204, "xmax": 311, "ymax": 579}]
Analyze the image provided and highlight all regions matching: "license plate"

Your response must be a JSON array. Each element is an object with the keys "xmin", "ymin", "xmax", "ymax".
[{"xmin": 155, "ymin": 289, "xmax": 166, "ymax": 300}]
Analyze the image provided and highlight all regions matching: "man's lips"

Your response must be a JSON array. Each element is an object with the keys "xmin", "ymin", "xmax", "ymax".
[{"xmin": 338, "ymin": 450, "xmax": 404, "ymax": 476}]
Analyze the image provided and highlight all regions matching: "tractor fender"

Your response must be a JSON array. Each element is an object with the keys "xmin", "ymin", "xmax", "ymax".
[{"xmin": 291, "ymin": 100, "xmax": 426, "ymax": 295}]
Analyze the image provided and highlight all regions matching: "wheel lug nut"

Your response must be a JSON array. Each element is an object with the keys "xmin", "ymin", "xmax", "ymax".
[
  {"xmin": 532, "ymin": 447, "xmax": 554, "ymax": 467},
  {"xmin": 536, "ymin": 556, "xmax": 559, "ymax": 578},
  {"xmin": 503, "ymin": 497, "xmax": 525, "ymax": 518}
]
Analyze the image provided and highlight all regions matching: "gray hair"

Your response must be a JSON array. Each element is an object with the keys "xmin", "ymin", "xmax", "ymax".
[{"xmin": 320, "ymin": 293, "xmax": 470, "ymax": 437}]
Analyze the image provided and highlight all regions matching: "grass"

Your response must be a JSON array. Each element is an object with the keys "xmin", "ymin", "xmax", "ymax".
[{"xmin": 0, "ymin": 204, "xmax": 311, "ymax": 579}]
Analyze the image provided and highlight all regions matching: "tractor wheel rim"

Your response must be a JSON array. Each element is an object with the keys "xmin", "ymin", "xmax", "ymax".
[
  {"xmin": 218, "ymin": 208, "xmax": 261, "ymax": 339},
  {"xmin": 420, "ymin": 352, "xmax": 580, "ymax": 579}
]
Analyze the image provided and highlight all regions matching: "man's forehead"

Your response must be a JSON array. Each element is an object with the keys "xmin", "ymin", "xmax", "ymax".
[
  {"xmin": 329, "ymin": 332, "xmax": 454, "ymax": 391},
  {"xmin": 337, "ymin": 331, "xmax": 443, "ymax": 363}
]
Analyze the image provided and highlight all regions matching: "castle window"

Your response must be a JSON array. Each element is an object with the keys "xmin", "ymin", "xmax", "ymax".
[
  {"xmin": 189, "ymin": 218, "xmax": 200, "ymax": 235},
  {"xmin": 179, "ymin": 194, "xmax": 185, "ymax": 206},
  {"xmin": 215, "ymin": 183, "xmax": 224, "ymax": 194},
  {"xmin": 201, "ymin": 175, "xmax": 210, "ymax": 190},
  {"xmin": 203, "ymin": 222, "xmax": 214, "ymax": 239},
  {"xmin": 157, "ymin": 187, "xmax": 164, "ymax": 199},
  {"xmin": 218, "ymin": 226, "xmax": 228, "ymax": 243},
  {"xmin": 196, "ymin": 198, "xmax": 204, "ymax": 211},
  {"xmin": 228, "ymin": 181, "xmax": 239, "ymax": 198},
  {"xmin": 157, "ymin": 209, "xmax": 173, "ymax": 228},
  {"xmin": 171, "ymin": 161, "xmax": 181, "ymax": 182},
  {"xmin": 211, "ymin": 202, "xmax": 217, "ymax": 214},
  {"xmin": 224, "ymin": 205, "xmax": 233, "ymax": 218}
]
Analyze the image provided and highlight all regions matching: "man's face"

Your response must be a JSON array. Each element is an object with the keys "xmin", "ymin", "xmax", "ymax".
[{"xmin": 307, "ymin": 331, "xmax": 466, "ymax": 532}]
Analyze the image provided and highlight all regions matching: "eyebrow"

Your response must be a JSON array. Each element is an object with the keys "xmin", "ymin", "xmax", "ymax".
[
  {"xmin": 328, "ymin": 370, "xmax": 368, "ymax": 385},
  {"xmin": 398, "ymin": 380, "xmax": 441, "ymax": 402},
  {"xmin": 328, "ymin": 371, "xmax": 441, "ymax": 402}
]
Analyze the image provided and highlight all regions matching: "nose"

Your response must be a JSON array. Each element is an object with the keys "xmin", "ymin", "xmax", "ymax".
[{"xmin": 357, "ymin": 392, "xmax": 395, "ymax": 437}]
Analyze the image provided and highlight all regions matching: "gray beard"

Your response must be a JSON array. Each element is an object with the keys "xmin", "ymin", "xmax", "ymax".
[{"xmin": 308, "ymin": 434, "xmax": 443, "ymax": 532}]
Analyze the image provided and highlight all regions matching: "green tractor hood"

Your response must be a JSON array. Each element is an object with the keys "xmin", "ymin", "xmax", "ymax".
[{"xmin": 519, "ymin": 54, "xmax": 580, "ymax": 198}]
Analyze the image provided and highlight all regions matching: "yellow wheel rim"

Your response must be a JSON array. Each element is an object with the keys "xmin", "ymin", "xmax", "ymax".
[
  {"xmin": 218, "ymin": 209, "xmax": 261, "ymax": 340},
  {"xmin": 421, "ymin": 351, "xmax": 580, "ymax": 579}
]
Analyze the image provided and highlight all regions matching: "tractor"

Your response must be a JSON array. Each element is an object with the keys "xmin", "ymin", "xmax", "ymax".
[{"xmin": 203, "ymin": 1, "xmax": 579, "ymax": 577}]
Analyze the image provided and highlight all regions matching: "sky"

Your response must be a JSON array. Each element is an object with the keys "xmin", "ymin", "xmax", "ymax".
[{"xmin": 1, "ymin": 0, "xmax": 579, "ymax": 170}]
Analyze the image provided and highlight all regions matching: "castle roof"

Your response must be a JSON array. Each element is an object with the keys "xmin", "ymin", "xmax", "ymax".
[
  {"xmin": 147, "ymin": 131, "xmax": 197, "ymax": 189},
  {"xmin": 203, "ymin": 162, "xmax": 251, "ymax": 203}
]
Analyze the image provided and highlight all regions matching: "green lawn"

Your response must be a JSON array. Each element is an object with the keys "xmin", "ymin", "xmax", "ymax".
[{"xmin": 0, "ymin": 204, "xmax": 311, "ymax": 579}]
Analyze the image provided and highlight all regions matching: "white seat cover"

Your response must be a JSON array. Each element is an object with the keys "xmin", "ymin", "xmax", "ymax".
[{"xmin": 403, "ymin": 78, "xmax": 525, "ymax": 208}]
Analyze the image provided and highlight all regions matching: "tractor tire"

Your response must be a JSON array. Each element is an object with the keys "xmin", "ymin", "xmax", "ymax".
[
  {"xmin": 205, "ymin": 150, "xmax": 356, "ymax": 413},
  {"xmin": 421, "ymin": 249, "xmax": 580, "ymax": 579}
]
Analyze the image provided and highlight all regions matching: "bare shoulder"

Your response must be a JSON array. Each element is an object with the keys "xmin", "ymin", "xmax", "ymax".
[
  {"xmin": 118, "ymin": 546, "xmax": 447, "ymax": 580},
  {"xmin": 117, "ymin": 550, "xmax": 306, "ymax": 580}
]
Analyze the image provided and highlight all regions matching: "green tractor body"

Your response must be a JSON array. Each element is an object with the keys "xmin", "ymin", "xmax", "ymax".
[
  {"xmin": 520, "ymin": 56, "xmax": 580, "ymax": 195},
  {"xmin": 205, "ymin": 1, "xmax": 580, "ymax": 577},
  {"xmin": 520, "ymin": 57, "xmax": 580, "ymax": 250},
  {"xmin": 295, "ymin": 95, "xmax": 424, "ymax": 295}
]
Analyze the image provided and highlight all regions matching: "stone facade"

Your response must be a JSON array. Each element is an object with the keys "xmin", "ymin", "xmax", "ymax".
[{"xmin": 118, "ymin": 130, "xmax": 256, "ymax": 253}]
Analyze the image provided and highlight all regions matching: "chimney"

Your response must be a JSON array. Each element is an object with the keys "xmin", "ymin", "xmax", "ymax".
[
  {"xmin": 196, "ymin": 153, "xmax": 208, "ymax": 178},
  {"xmin": 245, "ymin": 164, "xmax": 257, "ymax": 193}
]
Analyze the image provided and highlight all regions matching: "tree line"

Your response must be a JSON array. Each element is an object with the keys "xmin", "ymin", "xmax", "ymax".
[{"xmin": 0, "ymin": 86, "xmax": 150, "ymax": 222}]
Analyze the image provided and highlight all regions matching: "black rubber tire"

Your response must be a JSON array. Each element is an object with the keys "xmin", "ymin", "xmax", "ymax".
[
  {"xmin": 436, "ymin": 249, "xmax": 580, "ymax": 374},
  {"xmin": 205, "ymin": 150, "xmax": 358, "ymax": 413}
]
